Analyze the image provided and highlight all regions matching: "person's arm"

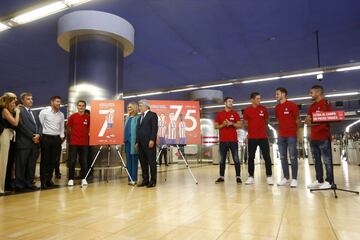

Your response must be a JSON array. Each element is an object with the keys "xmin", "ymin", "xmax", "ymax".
[
  {"xmin": 215, "ymin": 121, "xmax": 227, "ymax": 129},
  {"xmin": 2, "ymin": 107, "xmax": 20, "ymax": 127},
  {"xmin": 67, "ymin": 115, "xmax": 72, "ymax": 139},
  {"xmin": 60, "ymin": 113, "xmax": 65, "ymax": 141},
  {"xmin": 149, "ymin": 112, "xmax": 158, "ymax": 148},
  {"xmin": 17, "ymin": 109, "xmax": 34, "ymax": 140},
  {"xmin": 233, "ymin": 112, "xmax": 242, "ymax": 129},
  {"xmin": 264, "ymin": 107, "xmax": 269, "ymax": 127}
]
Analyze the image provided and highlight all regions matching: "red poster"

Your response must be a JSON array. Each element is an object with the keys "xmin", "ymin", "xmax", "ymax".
[
  {"xmin": 312, "ymin": 111, "xmax": 345, "ymax": 122},
  {"xmin": 90, "ymin": 100, "xmax": 124, "ymax": 146},
  {"xmin": 148, "ymin": 100, "xmax": 201, "ymax": 145}
]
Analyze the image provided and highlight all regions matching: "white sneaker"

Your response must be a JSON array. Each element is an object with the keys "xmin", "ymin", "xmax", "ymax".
[
  {"xmin": 245, "ymin": 177, "xmax": 254, "ymax": 185},
  {"xmin": 277, "ymin": 178, "xmax": 290, "ymax": 186},
  {"xmin": 319, "ymin": 181, "xmax": 331, "ymax": 189},
  {"xmin": 81, "ymin": 179, "xmax": 88, "ymax": 186},
  {"xmin": 67, "ymin": 180, "xmax": 74, "ymax": 186},
  {"xmin": 307, "ymin": 180, "xmax": 322, "ymax": 189},
  {"xmin": 290, "ymin": 179, "xmax": 298, "ymax": 188},
  {"xmin": 266, "ymin": 176, "xmax": 274, "ymax": 185}
]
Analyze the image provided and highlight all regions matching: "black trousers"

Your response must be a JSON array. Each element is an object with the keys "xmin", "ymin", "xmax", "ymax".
[
  {"xmin": 159, "ymin": 147, "xmax": 167, "ymax": 165},
  {"xmin": 247, "ymin": 138, "xmax": 272, "ymax": 177},
  {"xmin": 68, "ymin": 145, "xmax": 88, "ymax": 180},
  {"xmin": 138, "ymin": 141, "xmax": 157, "ymax": 184},
  {"xmin": 40, "ymin": 135, "xmax": 61, "ymax": 184},
  {"xmin": 5, "ymin": 141, "xmax": 16, "ymax": 190},
  {"xmin": 15, "ymin": 145, "xmax": 40, "ymax": 189}
]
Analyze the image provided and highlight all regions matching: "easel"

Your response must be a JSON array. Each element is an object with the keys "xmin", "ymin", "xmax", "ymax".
[
  {"xmin": 156, "ymin": 144, "xmax": 198, "ymax": 184},
  {"xmin": 83, "ymin": 144, "xmax": 134, "ymax": 187}
]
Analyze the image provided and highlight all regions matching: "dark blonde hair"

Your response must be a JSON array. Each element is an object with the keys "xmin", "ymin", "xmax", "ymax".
[
  {"xmin": 127, "ymin": 102, "xmax": 139, "ymax": 116},
  {"xmin": 0, "ymin": 94, "xmax": 17, "ymax": 111}
]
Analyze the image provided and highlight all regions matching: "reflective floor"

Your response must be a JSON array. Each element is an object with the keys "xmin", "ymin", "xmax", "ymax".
[{"xmin": 1, "ymin": 159, "xmax": 360, "ymax": 240}]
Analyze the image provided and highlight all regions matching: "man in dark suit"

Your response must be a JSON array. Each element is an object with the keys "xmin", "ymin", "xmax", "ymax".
[
  {"xmin": 15, "ymin": 92, "xmax": 42, "ymax": 191},
  {"xmin": 136, "ymin": 99, "xmax": 158, "ymax": 188}
]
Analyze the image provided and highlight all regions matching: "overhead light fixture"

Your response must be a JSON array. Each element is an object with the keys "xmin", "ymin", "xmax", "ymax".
[
  {"xmin": 0, "ymin": 23, "xmax": 10, "ymax": 32},
  {"xmin": 200, "ymin": 83, "xmax": 233, "ymax": 89},
  {"xmin": 242, "ymin": 77, "xmax": 280, "ymax": 84},
  {"xmin": 202, "ymin": 104, "xmax": 225, "ymax": 109},
  {"xmin": 336, "ymin": 65, "xmax": 360, "ymax": 72},
  {"xmin": 170, "ymin": 87, "xmax": 199, "ymax": 93},
  {"xmin": 233, "ymin": 102, "xmax": 251, "ymax": 106},
  {"xmin": 345, "ymin": 119, "xmax": 360, "ymax": 133},
  {"xmin": 122, "ymin": 95, "xmax": 137, "ymax": 99},
  {"xmin": 261, "ymin": 100, "xmax": 277, "ymax": 104},
  {"xmin": 325, "ymin": 92, "xmax": 359, "ymax": 98},
  {"xmin": 288, "ymin": 96, "xmax": 311, "ymax": 101},
  {"xmin": 281, "ymin": 71, "xmax": 323, "ymax": 79},
  {"xmin": 137, "ymin": 91, "xmax": 164, "ymax": 97},
  {"xmin": 63, "ymin": 0, "xmax": 92, "ymax": 6},
  {"xmin": 11, "ymin": 1, "xmax": 67, "ymax": 24}
]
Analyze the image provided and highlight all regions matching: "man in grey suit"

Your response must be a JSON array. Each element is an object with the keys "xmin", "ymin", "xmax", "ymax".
[{"xmin": 15, "ymin": 92, "xmax": 42, "ymax": 191}]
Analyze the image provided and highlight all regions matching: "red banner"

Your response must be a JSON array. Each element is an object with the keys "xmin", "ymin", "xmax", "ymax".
[
  {"xmin": 148, "ymin": 100, "xmax": 201, "ymax": 145},
  {"xmin": 89, "ymin": 100, "xmax": 124, "ymax": 146},
  {"xmin": 312, "ymin": 111, "xmax": 345, "ymax": 122}
]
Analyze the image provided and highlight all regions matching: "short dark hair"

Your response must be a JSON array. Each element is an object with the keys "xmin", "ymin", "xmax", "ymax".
[
  {"xmin": 311, "ymin": 85, "xmax": 324, "ymax": 94},
  {"xmin": 224, "ymin": 97, "xmax": 233, "ymax": 102},
  {"xmin": 276, "ymin": 87, "xmax": 288, "ymax": 96},
  {"xmin": 20, "ymin": 92, "xmax": 32, "ymax": 101},
  {"xmin": 250, "ymin": 92, "xmax": 260, "ymax": 99},
  {"xmin": 77, "ymin": 100, "xmax": 86, "ymax": 106},
  {"xmin": 50, "ymin": 96, "xmax": 61, "ymax": 102}
]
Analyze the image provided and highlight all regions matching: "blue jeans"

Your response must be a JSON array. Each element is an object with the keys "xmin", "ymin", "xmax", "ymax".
[
  {"xmin": 310, "ymin": 140, "xmax": 333, "ymax": 184},
  {"xmin": 219, "ymin": 142, "xmax": 241, "ymax": 177},
  {"xmin": 125, "ymin": 142, "xmax": 139, "ymax": 182},
  {"xmin": 278, "ymin": 137, "xmax": 298, "ymax": 180}
]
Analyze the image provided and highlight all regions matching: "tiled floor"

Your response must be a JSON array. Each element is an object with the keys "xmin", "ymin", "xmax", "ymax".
[{"xmin": 1, "ymin": 159, "xmax": 360, "ymax": 239}]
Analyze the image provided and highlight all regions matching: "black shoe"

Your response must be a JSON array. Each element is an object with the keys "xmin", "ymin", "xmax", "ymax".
[
  {"xmin": 27, "ymin": 185, "xmax": 40, "ymax": 191},
  {"xmin": 147, "ymin": 182, "xmax": 156, "ymax": 188},
  {"xmin": 138, "ymin": 182, "xmax": 149, "ymax": 187},
  {"xmin": 15, "ymin": 187, "xmax": 29, "ymax": 193},
  {"xmin": 236, "ymin": 178, "xmax": 242, "ymax": 184},
  {"xmin": 46, "ymin": 182, "xmax": 59, "ymax": 188},
  {"xmin": 40, "ymin": 184, "xmax": 48, "ymax": 190},
  {"xmin": 165, "ymin": 163, "xmax": 169, "ymax": 166},
  {"xmin": 215, "ymin": 177, "xmax": 224, "ymax": 184}
]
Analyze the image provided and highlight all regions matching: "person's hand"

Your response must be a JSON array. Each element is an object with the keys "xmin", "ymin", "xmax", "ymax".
[
  {"xmin": 222, "ymin": 121, "xmax": 228, "ymax": 127},
  {"xmin": 32, "ymin": 134, "xmax": 40, "ymax": 144},
  {"xmin": 61, "ymin": 137, "xmax": 65, "ymax": 143},
  {"xmin": 305, "ymin": 115, "xmax": 312, "ymax": 126},
  {"xmin": 148, "ymin": 140, "xmax": 155, "ymax": 148},
  {"xmin": 226, "ymin": 119, "xmax": 233, "ymax": 126},
  {"xmin": 14, "ymin": 107, "xmax": 20, "ymax": 113},
  {"xmin": 135, "ymin": 143, "xmax": 139, "ymax": 150}
]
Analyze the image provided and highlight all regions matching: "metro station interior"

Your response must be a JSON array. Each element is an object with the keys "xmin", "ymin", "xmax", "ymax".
[{"xmin": 0, "ymin": 1, "xmax": 360, "ymax": 239}]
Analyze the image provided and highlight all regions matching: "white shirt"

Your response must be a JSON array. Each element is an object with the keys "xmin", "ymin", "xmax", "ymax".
[
  {"xmin": 140, "ymin": 109, "xmax": 150, "ymax": 124},
  {"xmin": 39, "ymin": 107, "xmax": 65, "ymax": 138}
]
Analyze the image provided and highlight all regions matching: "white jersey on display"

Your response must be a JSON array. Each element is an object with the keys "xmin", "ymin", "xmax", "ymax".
[
  {"xmin": 168, "ymin": 120, "xmax": 177, "ymax": 140},
  {"xmin": 179, "ymin": 121, "xmax": 186, "ymax": 138}
]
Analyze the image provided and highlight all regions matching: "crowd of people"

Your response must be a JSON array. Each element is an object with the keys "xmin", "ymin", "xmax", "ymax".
[{"xmin": 0, "ymin": 84, "xmax": 338, "ymax": 195}]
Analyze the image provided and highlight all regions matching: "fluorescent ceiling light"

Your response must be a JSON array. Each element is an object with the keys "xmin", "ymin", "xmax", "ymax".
[
  {"xmin": 281, "ymin": 71, "xmax": 323, "ymax": 79},
  {"xmin": 170, "ymin": 87, "xmax": 199, "ymax": 93},
  {"xmin": 325, "ymin": 92, "xmax": 359, "ymax": 98},
  {"xmin": 63, "ymin": 0, "xmax": 92, "ymax": 6},
  {"xmin": 200, "ymin": 83, "xmax": 233, "ymax": 89},
  {"xmin": 242, "ymin": 77, "xmax": 280, "ymax": 84},
  {"xmin": 233, "ymin": 102, "xmax": 251, "ymax": 106},
  {"xmin": 0, "ymin": 23, "xmax": 10, "ymax": 32},
  {"xmin": 288, "ymin": 96, "xmax": 311, "ymax": 101},
  {"xmin": 261, "ymin": 100, "xmax": 277, "ymax": 104},
  {"xmin": 203, "ymin": 105, "xmax": 224, "ymax": 109},
  {"xmin": 336, "ymin": 65, "xmax": 360, "ymax": 72},
  {"xmin": 11, "ymin": 2, "xmax": 67, "ymax": 24},
  {"xmin": 137, "ymin": 91, "xmax": 164, "ymax": 97},
  {"xmin": 122, "ymin": 95, "xmax": 137, "ymax": 99}
]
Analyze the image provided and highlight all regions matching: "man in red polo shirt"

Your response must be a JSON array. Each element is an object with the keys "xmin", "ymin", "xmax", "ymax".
[
  {"xmin": 243, "ymin": 92, "xmax": 273, "ymax": 185},
  {"xmin": 305, "ymin": 85, "xmax": 333, "ymax": 190},
  {"xmin": 275, "ymin": 87, "xmax": 300, "ymax": 188},
  {"xmin": 214, "ymin": 97, "xmax": 242, "ymax": 184},
  {"xmin": 67, "ymin": 100, "xmax": 90, "ymax": 187}
]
